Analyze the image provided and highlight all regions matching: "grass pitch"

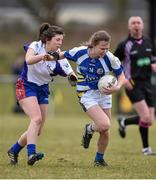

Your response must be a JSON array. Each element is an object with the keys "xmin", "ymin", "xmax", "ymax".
[{"xmin": 0, "ymin": 113, "xmax": 156, "ymax": 179}]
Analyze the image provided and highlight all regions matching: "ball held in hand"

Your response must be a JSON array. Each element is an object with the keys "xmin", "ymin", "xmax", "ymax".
[{"xmin": 98, "ymin": 74, "xmax": 118, "ymax": 92}]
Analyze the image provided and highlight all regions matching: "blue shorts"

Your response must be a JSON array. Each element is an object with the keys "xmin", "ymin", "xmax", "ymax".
[{"xmin": 16, "ymin": 78, "xmax": 50, "ymax": 104}]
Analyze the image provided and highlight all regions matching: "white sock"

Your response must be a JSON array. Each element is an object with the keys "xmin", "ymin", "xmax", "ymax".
[
  {"xmin": 87, "ymin": 124, "xmax": 94, "ymax": 134},
  {"xmin": 121, "ymin": 119, "xmax": 125, "ymax": 127}
]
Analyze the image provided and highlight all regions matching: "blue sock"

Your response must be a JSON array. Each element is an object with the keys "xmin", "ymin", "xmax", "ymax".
[
  {"xmin": 95, "ymin": 152, "xmax": 104, "ymax": 161},
  {"xmin": 11, "ymin": 142, "xmax": 23, "ymax": 154},
  {"xmin": 27, "ymin": 144, "xmax": 36, "ymax": 157}
]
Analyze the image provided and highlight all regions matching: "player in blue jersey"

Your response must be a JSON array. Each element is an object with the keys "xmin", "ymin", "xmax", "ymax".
[
  {"xmin": 47, "ymin": 30, "xmax": 126, "ymax": 167},
  {"xmin": 7, "ymin": 23, "xmax": 77, "ymax": 166}
]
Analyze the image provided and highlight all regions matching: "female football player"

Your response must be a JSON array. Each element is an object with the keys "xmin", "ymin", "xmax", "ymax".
[
  {"xmin": 46, "ymin": 30, "xmax": 126, "ymax": 167},
  {"xmin": 8, "ymin": 23, "xmax": 77, "ymax": 166}
]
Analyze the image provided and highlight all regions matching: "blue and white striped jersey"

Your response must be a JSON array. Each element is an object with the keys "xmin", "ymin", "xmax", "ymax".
[{"xmin": 64, "ymin": 46, "xmax": 123, "ymax": 91}]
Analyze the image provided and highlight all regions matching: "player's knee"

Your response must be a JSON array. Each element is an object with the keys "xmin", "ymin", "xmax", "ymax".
[
  {"xmin": 99, "ymin": 130, "xmax": 110, "ymax": 140},
  {"xmin": 33, "ymin": 116, "xmax": 42, "ymax": 126},
  {"xmin": 139, "ymin": 119, "xmax": 152, "ymax": 127},
  {"xmin": 141, "ymin": 115, "xmax": 153, "ymax": 127},
  {"xmin": 99, "ymin": 121, "xmax": 111, "ymax": 133},
  {"xmin": 142, "ymin": 113, "xmax": 151, "ymax": 121}
]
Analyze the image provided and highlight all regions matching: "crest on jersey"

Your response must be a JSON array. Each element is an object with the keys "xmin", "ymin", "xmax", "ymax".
[{"xmin": 97, "ymin": 68, "xmax": 103, "ymax": 75}]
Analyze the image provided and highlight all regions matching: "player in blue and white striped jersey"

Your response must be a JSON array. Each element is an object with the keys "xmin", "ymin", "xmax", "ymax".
[{"xmin": 49, "ymin": 30, "xmax": 126, "ymax": 167}]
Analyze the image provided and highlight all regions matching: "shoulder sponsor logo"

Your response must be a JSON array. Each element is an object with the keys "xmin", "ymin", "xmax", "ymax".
[{"xmin": 63, "ymin": 63, "xmax": 69, "ymax": 68}]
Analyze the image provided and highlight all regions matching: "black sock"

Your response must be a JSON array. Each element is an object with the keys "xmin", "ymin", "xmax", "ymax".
[
  {"xmin": 139, "ymin": 126, "xmax": 149, "ymax": 148},
  {"xmin": 124, "ymin": 116, "xmax": 140, "ymax": 126}
]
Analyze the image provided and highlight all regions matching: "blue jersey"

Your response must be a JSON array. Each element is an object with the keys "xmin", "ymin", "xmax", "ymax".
[{"xmin": 64, "ymin": 46, "xmax": 123, "ymax": 91}]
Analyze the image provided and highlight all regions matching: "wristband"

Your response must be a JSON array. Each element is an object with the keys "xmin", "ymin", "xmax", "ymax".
[{"xmin": 48, "ymin": 52, "xmax": 60, "ymax": 60}]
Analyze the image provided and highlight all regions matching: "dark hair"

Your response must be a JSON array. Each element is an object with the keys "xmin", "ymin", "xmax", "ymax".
[
  {"xmin": 83, "ymin": 30, "xmax": 111, "ymax": 48},
  {"xmin": 38, "ymin": 22, "xmax": 50, "ymax": 40},
  {"xmin": 38, "ymin": 23, "xmax": 65, "ymax": 43}
]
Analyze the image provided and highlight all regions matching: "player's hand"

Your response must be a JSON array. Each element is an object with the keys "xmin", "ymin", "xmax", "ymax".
[
  {"xmin": 48, "ymin": 52, "xmax": 60, "ymax": 60},
  {"xmin": 43, "ymin": 54, "xmax": 53, "ymax": 61},
  {"xmin": 124, "ymin": 80, "xmax": 133, "ymax": 90},
  {"xmin": 102, "ymin": 85, "xmax": 120, "ymax": 95}
]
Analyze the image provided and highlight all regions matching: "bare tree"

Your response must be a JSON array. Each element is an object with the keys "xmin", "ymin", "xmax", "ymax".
[
  {"xmin": 114, "ymin": 0, "xmax": 128, "ymax": 19},
  {"xmin": 20, "ymin": 0, "xmax": 58, "ymax": 24}
]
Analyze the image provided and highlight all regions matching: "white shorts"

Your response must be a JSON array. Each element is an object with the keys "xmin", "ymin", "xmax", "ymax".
[{"xmin": 79, "ymin": 90, "xmax": 112, "ymax": 111}]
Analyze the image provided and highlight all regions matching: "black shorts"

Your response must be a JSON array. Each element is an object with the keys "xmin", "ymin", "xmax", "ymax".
[{"xmin": 125, "ymin": 81, "xmax": 155, "ymax": 107}]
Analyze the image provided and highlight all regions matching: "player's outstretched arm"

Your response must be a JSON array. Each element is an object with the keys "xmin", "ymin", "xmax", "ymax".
[{"xmin": 43, "ymin": 51, "xmax": 65, "ymax": 61}]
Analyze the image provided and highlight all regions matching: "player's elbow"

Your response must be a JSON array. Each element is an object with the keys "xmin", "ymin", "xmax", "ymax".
[{"xmin": 25, "ymin": 57, "xmax": 33, "ymax": 65}]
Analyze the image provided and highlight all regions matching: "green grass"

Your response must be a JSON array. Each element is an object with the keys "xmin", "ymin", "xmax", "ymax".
[{"xmin": 1, "ymin": 113, "xmax": 156, "ymax": 179}]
